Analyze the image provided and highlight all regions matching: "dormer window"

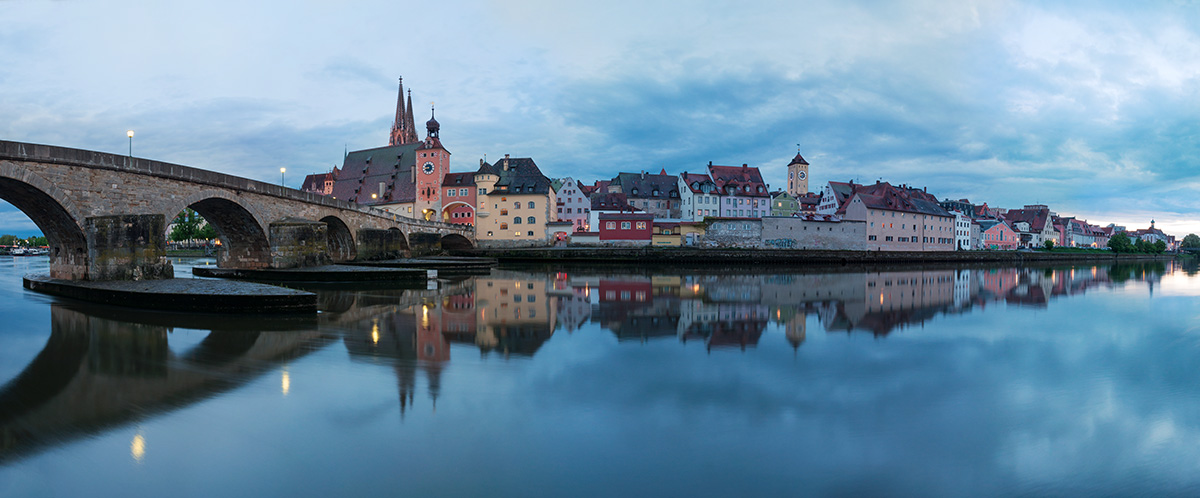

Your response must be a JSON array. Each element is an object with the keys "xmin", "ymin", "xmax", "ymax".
[{"xmin": 632, "ymin": 188, "xmax": 639, "ymax": 195}]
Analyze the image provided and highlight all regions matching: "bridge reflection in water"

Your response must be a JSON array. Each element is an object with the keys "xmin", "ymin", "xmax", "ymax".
[{"xmin": 0, "ymin": 262, "xmax": 1172, "ymax": 463}]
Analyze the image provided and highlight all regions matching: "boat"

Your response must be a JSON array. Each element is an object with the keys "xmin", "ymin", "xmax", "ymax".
[{"xmin": 10, "ymin": 247, "xmax": 29, "ymax": 256}]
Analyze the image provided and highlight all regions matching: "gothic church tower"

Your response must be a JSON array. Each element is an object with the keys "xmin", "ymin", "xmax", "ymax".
[{"xmin": 389, "ymin": 78, "xmax": 420, "ymax": 146}]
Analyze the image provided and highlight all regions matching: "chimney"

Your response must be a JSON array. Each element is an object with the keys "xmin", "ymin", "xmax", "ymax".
[
  {"xmin": 708, "ymin": 161, "xmax": 713, "ymax": 167},
  {"xmin": 378, "ymin": 182, "xmax": 386, "ymax": 199}
]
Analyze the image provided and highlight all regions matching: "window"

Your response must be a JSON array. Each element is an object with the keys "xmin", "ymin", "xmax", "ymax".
[
  {"xmin": 514, "ymin": 202, "xmax": 520, "ymax": 208},
  {"xmin": 528, "ymin": 201, "xmax": 535, "ymax": 208},
  {"xmin": 459, "ymin": 188, "xmax": 468, "ymax": 196},
  {"xmin": 447, "ymin": 190, "xmax": 456, "ymax": 197},
  {"xmin": 528, "ymin": 295, "xmax": 536, "ymax": 302},
  {"xmin": 606, "ymin": 221, "xmax": 616, "ymax": 229},
  {"xmin": 558, "ymin": 207, "xmax": 563, "ymax": 213},
  {"xmin": 514, "ymin": 217, "xmax": 522, "ymax": 224},
  {"xmin": 528, "ymin": 231, "xmax": 534, "ymax": 236},
  {"xmin": 500, "ymin": 223, "xmax": 508, "ymax": 229},
  {"xmin": 479, "ymin": 188, "xmax": 487, "ymax": 195},
  {"xmin": 500, "ymin": 209, "xmax": 508, "ymax": 216},
  {"xmin": 636, "ymin": 221, "xmax": 647, "ymax": 230},
  {"xmin": 869, "ymin": 235, "xmax": 877, "ymax": 241},
  {"xmin": 487, "ymin": 231, "xmax": 493, "ymax": 236},
  {"xmin": 528, "ymin": 216, "xmax": 535, "ymax": 224},
  {"xmin": 886, "ymin": 236, "xmax": 894, "ymax": 241},
  {"xmin": 621, "ymin": 221, "xmax": 631, "ymax": 229}
]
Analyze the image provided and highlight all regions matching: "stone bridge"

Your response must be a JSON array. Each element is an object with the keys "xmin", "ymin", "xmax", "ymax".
[{"xmin": 0, "ymin": 140, "xmax": 475, "ymax": 280}]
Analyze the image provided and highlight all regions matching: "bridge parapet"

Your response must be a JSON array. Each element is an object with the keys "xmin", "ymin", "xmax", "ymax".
[{"xmin": 0, "ymin": 141, "xmax": 476, "ymax": 281}]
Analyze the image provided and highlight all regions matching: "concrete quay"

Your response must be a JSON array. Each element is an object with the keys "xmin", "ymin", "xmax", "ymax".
[
  {"xmin": 345, "ymin": 256, "xmax": 496, "ymax": 276},
  {"xmin": 23, "ymin": 274, "xmax": 316, "ymax": 313},
  {"xmin": 193, "ymin": 264, "xmax": 436, "ymax": 283}
]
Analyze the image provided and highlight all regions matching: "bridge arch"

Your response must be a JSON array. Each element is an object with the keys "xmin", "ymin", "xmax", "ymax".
[
  {"xmin": 0, "ymin": 163, "xmax": 89, "ymax": 279},
  {"xmin": 441, "ymin": 233, "xmax": 474, "ymax": 252},
  {"xmin": 177, "ymin": 194, "xmax": 271, "ymax": 269},
  {"xmin": 320, "ymin": 215, "xmax": 356, "ymax": 263}
]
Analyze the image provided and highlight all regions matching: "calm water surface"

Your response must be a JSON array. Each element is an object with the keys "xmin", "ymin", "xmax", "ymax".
[{"xmin": 2, "ymin": 257, "xmax": 1199, "ymax": 497}]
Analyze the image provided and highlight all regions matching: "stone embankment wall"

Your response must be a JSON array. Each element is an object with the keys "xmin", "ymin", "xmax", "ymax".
[{"xmin": 460, "ymin": 246, "xmax": 1172, "ymax": 266}]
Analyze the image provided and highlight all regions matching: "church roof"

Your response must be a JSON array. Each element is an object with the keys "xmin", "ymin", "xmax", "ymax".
[{"xmin": 330, "ymin": 143, "xmax": 421, "ymax": 205}]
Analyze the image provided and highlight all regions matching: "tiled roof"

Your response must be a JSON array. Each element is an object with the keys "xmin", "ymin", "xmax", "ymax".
[
  {"xmin": 1003, "ymin": 208, "xmax": 1051, "ymax": 232},
  {"xmin": 680, "ymin": 172, "xmax": 715, "ymax": 194},
  {"xmin": 591, "ymin": 192, "xmax": 636, "ymax": 212},
  {"xmin": 611, "ymin": 172, "xmax": 680, "ymax": 200},
  {"xmin": 490, "ymin": 157, "xmax": 553, "ymax": 195},
  {"xmin": 836, "ymin": 182, "xmax": 951, "ymax": 218},
  {"xmin": 330, "ymin": 143, "xmax": 422, "ymax": 205},
  {"xmin": 708, "ymin": 164, "xmax": 769, "ymax": 198},
  {"xmin": 442, "ymin": 172, "xmax": 475, "ymax": 187}
]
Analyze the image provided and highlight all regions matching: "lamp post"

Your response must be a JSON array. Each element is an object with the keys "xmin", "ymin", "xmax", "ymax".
[
  {"xmin": 126, "ymin": 130, "xmax": 134, "ymax": 158},
  {"xmin": 280, "ymin": 167, "xmax": 286, "ymax": 187}
]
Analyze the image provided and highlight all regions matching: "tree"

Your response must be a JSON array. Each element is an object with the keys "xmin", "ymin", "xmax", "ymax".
[
  {"xmin": 1182, "ymin": 233, "xmax": 1200, "ymax": 249},
  {"xmin": 25, "ymin": 236, "xmax": 47, "ymax": 246},
  {"xmin": 1108, "ymin": 232, "xmax": 1132, "ymax": 253},
  {"xmin": 169, "ymin": 208, "xmax": 211, "ymax": 241},
  {"xmin": 1044, "ymin": 240, "xmax": 1055, "ymax": 251},
  {"xmin": 1154, "ymin": 240, "xmax": 1167, "ymax": 253},
  {"xmin": 0, "ymin": 234, "xmax": 17, "ymax": 246},
  {"xmin": 1134, "ymin": 238, "xmax": 1151, "ymax": 253}
]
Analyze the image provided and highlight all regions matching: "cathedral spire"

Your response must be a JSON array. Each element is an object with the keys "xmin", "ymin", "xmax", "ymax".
[
  {"xmin": 404, "ymin": 89, "xmax": 419, "ymax": 144},
  {"xmin": 389, "ymin": 78, "xmax": 407, "ymax": 146}
]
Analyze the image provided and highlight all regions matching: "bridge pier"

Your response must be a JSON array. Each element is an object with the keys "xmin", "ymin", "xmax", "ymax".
[
  {"xmin": 85, "ymin": 215, "xmax": 173, "ymax": 281},
  {"xmin": 408, "ymin": 232, "xmax": 444, "ymax": 257},
  {"xmin": 356, "ymin": 228, "xmax": 408, "ymax": 261},
  {"xmin": 269, "ymin": 218, "xmax": 331, "ymax": 269}
]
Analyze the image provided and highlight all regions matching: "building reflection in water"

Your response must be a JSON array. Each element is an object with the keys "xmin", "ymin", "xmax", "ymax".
[{"xmin": 0, "ymin": 262, "xmax": 1171, "ymax": 462}]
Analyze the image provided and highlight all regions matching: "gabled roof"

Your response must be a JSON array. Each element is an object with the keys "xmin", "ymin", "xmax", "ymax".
[
  {"xmin": 611, "ymin": 172, "xmax": 680, "ymax": 200},
  {"xmin": 591, "ymin": 192, "xmax": 637, "ymax": 212},
  {"xmin": 978, "ymin": 219, "xmax": 1012, "ymax": 232},
  {"xmin": 330, "ymin": 143, "xmax": 421, "ymax": 205},
  {"xmin": 836, "ymin": 182, "xmax": 951, "ymax": 218},
  {"xmin": 679, "ymin": 172, "xmax": 715, "ymax": 195},
  {"xmin": 708, "ymin": 164, "xmax": 769, "ymax": 198},
  {"xmin": 788, "ymin": 152, "xmax": 809, "ymax": 166},
  {"xmin": 442, "ymin": 172, "xmax": 475, "ymax": 187},
  {"xmin": 489, "ymin": 157, "xmax": 553, "ymax": 195},
  {"xmin": 1003, "ymin": 208, "xmax": 1052, "ymax": 232}
]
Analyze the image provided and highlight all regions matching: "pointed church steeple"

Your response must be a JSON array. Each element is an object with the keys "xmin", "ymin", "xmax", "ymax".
[
  {"xmin": 404, "ymin": 89, "xmax": 419, "ymax": 144},
  {"xmin": 389, "ymin": 78, "xmax": 408, "ymax": 146}
]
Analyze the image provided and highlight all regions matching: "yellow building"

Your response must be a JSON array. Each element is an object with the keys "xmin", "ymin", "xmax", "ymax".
[{"xmin": 474, "ymin": 155, "xmax": 558, "ymax": 247}]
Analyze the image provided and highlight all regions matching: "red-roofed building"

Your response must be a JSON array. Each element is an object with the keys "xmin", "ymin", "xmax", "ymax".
[
  {"xmin": 678, "ymin": 171, "xmax": 719, "ymax": 221},
  {"xmin": 839, "ymin": 182, "xmax": 955, "ymax": 251},
  {"xmin": 707, "ymin": 162, "xmax": 770, "ymax": 218},
  {"xmin": 1002, "ymin": 205, "xmax": 1057, "ymax": 248}
]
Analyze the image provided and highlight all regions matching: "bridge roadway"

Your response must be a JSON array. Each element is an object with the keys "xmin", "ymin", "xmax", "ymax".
[{"xmin": 0, "ymin": 140, "xmax": 475, "ymax": 281}]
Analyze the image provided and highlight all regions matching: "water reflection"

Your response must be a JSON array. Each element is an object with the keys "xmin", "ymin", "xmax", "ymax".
[{"xmin": 0, "ymin": 261, "xmax": 1175, "ymax": 467}]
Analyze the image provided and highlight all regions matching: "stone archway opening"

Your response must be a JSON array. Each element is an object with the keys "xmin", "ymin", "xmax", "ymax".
[
  {"xmin": 187, "ymin": 198, "xmax": 270, "ymax": 269},
  {"xmin": 0, "ymin": 178, "xmax": 88, "ymax": 279},
  {"xmin": 441, "ymin": 233, "xmax": 474, "ymax": 252},
  {"xmin": 320, "ymin": 216, "xmax": 356, "ymax": 263}
]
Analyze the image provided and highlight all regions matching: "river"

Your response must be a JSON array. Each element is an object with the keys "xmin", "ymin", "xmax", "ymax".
[{"xmin": 1, "ymin": 257, "xmax": 1199, "ymax": 497}]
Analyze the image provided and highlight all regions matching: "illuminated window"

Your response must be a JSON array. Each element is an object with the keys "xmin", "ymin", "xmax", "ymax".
[
  {"xmin": 500, "ymin": 223, "xmax": 508, "ymax": 230},
  {"xmin": 636, "ymin": 222, "xmax": 646, "ymax": 230},
  {"xmin": 606, "ymin": 221, "xmax": 616, "ymax": 229}
]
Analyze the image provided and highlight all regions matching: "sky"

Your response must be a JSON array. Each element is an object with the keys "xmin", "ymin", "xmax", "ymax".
[{"xmin": 1, "ymin": 0, "xmax": 1199, "ymax": 237}]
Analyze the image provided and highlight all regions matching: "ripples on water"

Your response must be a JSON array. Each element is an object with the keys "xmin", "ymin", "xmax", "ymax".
[{"xmin": 2, "ymin": 257, "xmax": 1200, "ymax": 497}]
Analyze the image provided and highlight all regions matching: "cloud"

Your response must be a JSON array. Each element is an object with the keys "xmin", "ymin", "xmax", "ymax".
[{"xmin": 2, "ymin": 0, "xmax": 1200, "ymax": 235}]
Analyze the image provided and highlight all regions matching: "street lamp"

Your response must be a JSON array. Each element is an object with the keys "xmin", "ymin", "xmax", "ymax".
[
  {"xmin": 280, "ymin": 167, "xmax": 286, "ymax": 186},
  {"xmin": 126, "ymin": 130, "xmax": 134, "ymax": 158}
]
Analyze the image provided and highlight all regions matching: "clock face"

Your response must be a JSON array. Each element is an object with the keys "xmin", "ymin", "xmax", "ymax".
[
  {"xmin": 798, "ymin": 171, "xmax": 807, "ymax": 179},
  {"xmin": 422, "ymin": 162, "xmax": 435, "ymax": 174}
]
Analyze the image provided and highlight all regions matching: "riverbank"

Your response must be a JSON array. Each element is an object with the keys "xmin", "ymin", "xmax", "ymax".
[{"xmin": 458, "ymin": 247, "xmax": 1172, "ymax": 266}]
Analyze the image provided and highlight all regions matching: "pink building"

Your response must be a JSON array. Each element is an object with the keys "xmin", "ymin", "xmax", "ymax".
[
  {"xmin": 980, "ymin": 220, "xmax": 1018, "ymax": 250},
  {"xmin": 441, "ymin": 172, "xmax": 476, "ymax": 226}
]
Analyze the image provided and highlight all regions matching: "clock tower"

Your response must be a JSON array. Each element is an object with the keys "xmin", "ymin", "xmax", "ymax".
[
  {"xmin": 786, "ymin": 147, "xmax": 810, "ymax": 196},
  {"xmin": 414, "ymin": 105, "xmax": 449, "ymax": 221}
]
